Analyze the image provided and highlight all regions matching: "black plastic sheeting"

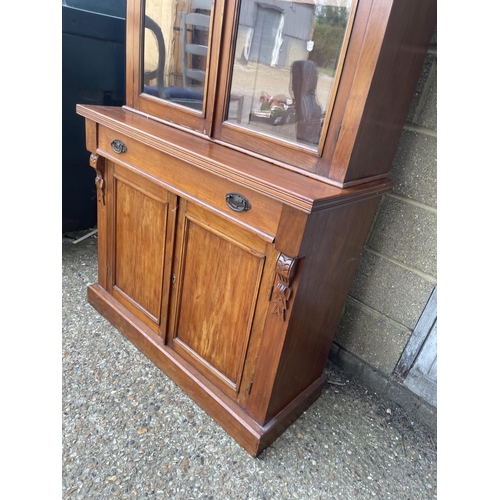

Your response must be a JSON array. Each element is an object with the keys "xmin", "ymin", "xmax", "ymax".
[{"xmin": 62, "ymin": 3, "xmax": 126, "ymax": 232}]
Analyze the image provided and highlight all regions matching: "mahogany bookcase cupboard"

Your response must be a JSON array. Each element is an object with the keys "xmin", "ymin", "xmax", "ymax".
[{"xmin": 77, "ymin": 0, "xmax": 436, "ymax": 456}]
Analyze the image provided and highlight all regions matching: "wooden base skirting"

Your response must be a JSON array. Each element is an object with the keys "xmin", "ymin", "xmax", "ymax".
[{"xmin": 87, "ymin": 283, "xmax": 325, "ymax": 456}]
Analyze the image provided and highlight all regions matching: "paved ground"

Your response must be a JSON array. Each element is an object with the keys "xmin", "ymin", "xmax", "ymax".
[{"xmin": 62, "ymin": 235, "xmax": 437, "ymax": 499}]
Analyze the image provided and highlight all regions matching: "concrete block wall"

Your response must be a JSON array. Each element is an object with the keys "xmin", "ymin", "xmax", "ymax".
[{"xmin": 330, "ymin": 28, "xmax": 437, "ymax": 433}]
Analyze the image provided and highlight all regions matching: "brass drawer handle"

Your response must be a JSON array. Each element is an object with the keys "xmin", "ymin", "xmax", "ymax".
[
  {"xmin": 225, "ymin": 192, "xmax": 251, "ymax": 212},
  {"xmin": 111, "ymin": 139, "xmax": 127, "ymax": 154}
]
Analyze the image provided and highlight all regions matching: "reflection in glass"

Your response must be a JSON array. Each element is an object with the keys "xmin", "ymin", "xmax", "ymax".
[
  {"xmin": 142, "ymin": 0, "xmax": 212, "ymax": 111},
  {"xmin": 227, "ymin": 0, "xmax": 353, "ymax": 148}
]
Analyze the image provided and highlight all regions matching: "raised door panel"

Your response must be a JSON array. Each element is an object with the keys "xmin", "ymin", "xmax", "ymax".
[
  {"xmin": 169, "ymin": 200, "xmax": 275, "ymax": 400},
  {"xmin": 109, "ymin": 162, "xmax": 177, "ymax": 338}
]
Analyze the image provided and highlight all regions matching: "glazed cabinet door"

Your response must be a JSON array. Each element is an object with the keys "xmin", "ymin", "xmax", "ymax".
[
  {"xmin": 167, "ymin": 199, "xmax": 279, "ymax": 402},
  {"xmin": 105, "ymin": 161, "xmax": 178, "ymax": 339}
]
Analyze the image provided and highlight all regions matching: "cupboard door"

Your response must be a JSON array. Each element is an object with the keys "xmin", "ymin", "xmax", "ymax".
[
  {"xmin": 168, "ymin": 200, "xmax": 277, "ymax": 400},
  {"xmin": 107, "ymin": 162, "xmax": 177, "ymax": 339}
]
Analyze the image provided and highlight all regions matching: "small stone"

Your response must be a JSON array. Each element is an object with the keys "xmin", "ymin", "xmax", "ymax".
[{"xmin": 137, "ymin": 428, "xmax": 148, "ymax": 435}]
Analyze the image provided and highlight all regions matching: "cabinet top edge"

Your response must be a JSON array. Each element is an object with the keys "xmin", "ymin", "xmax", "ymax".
[{"xmin": 76, "ymin": 104, "xmax": 393, "ymax": 212}]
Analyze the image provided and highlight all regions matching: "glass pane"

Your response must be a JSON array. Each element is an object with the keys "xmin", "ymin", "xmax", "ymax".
[
  {"xmin": 227, "ymin": 0, "xmax": 353, "ymax": 149},
  {"xmin": 142, "ymin": 0, "xmax": 212, "ymax": 112}
]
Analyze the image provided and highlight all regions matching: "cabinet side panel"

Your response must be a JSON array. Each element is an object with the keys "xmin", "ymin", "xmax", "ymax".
[
  {"xmin": 266, "ymin": 196, "xmax": 381, "ymax": 420},
  {"xmin": 332, "ymin": 0, "xmax": 436, "ymax": 183}
]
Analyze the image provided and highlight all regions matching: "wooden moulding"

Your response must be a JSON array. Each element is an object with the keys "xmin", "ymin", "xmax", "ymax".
[
  {"xmin": 87, "ymin": 283, "xmax": 324, "ymax": 456},
  {"xmin": 76, "ymin": 104, "xmax": 394, "ymax": 212}
]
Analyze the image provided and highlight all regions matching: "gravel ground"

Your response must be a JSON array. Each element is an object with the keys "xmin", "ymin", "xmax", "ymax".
[{"xmin": 62, "ymin": 236, "xmax": 437, "ymax": 499}]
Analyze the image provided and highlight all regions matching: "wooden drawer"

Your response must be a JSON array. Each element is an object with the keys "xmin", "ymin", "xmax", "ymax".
[{"xmin": 97, "ymin": 125, "xmax": 281, "ymax": 241}]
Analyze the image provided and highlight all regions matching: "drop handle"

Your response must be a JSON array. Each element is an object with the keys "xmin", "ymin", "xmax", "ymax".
[
  {"xmin": 111, "ymin": 139, "xmax": 127, "ymax": 154},
  {"xmin": 225, "ymin": 192, "xmax": 251, "ymax": 212}
]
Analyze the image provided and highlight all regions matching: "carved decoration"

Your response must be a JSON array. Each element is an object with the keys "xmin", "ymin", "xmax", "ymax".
[
  {"xmin": 89, "ymin": 153, "xmax": 99, "ymax": 169},
  {"xmin": 271, "ymin": 253, "xmax": 297, "ymax": 321},
  {"xmin": 90, "ymin": 154, "xmax": 105, "ymax": 205}
]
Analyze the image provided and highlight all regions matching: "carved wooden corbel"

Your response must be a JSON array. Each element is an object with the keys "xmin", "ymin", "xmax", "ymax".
[
  {"xmin": 271, "ymin": 253, "xmax": 297, "ymax": 321},
  {"xmin": 90, "ymin": 154, "xmax": 105, "ymax": 205}
]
